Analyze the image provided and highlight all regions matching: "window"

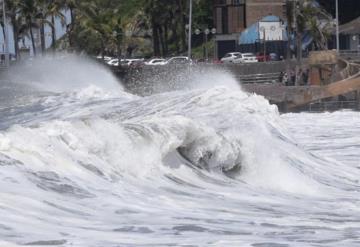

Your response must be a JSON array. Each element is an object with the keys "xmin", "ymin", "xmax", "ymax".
[
  {"xmin": 214, "ymin": 0, "xmax": 226, "ymax": 6},
  {"xmin": 233, "ymin": 0, "xmax": 245, "ymax": 5}
]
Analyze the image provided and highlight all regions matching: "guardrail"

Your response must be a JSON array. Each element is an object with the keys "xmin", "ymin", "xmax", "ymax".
[
  {"xmin": 339, "ymin": 50, "xmax": 360, "ymax": 56},
  {"xmin": 339, "ymin": 50, "xmax": 360, "ymax": 61},
  {"xmin": 238, "ymin": 72, "xmax": 281, "ymax": 84},
  {"xmin": 308, "ymin": 100, "xmax": 360, "ymax": 112},
  {"xmin": 0, "ymin": 64, "xmax": 8, "ymax": 70}
]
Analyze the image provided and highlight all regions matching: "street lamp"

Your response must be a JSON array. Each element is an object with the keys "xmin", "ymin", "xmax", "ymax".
[
  {"xmin": 195, "ymin": 28, "xmax": 216, "ymax": 61},
  {"xmin": 1, "ymin": 0, "xmax": 9, "ymax": 66},
  {"xmin": 335, "ymin": 0, "xmax": 340, "ymax": 52},
  {"xmin": 187, "ymin": 0, "xmax": 193, "ymax": 59}
]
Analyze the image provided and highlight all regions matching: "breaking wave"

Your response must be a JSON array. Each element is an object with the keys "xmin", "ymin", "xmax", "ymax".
[{"xmin": 0, "ymin": 61, "xmax": 359, "ymax": 246}]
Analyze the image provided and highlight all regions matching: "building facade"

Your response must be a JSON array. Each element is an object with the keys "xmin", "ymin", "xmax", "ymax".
[
  {"xmin": 246, "ymin": 0, "xmax": 286, "ymax": 27},
  {"xmin": 336, "ymin": 17, "xmax": 360, "ymax": 51},
  {"xmin": 214, "ymin": 0, "xmax": 286, "ymax": 59}
]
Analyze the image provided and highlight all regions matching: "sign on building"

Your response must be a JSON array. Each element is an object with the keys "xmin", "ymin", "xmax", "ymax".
[{"xmin": 259, "ymin": 21, "xmax": 284, "ymax": 41}]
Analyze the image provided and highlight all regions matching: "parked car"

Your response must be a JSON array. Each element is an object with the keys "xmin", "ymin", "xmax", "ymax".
[
  {"xmin": 119, "ymin": 59, "xmax": 131, "ymax": 66},
  {"xmin": 220, "ymin": 52, "xmax": 242, "ymax": 63},
  {"xmin": 129, "ymin": 59, "xmax": 145, "ymax": 67},
  {"xmin": 269, "ymin": 53, "xmax": 279, "ymax": 61},
  {"xmin": 233, "ymin": 53, "xmax": 258, "ymax": 63},
  {"xmin": 145, "ymin": 58, "xmax": 166, "ymax": 65},
  {"xmin": 118, "ymin": 59, "xmax": 144, "ymax": 67},
  {"xmin": 96, "ymin": 55, "xmax": 113, "ymax": 62},
  {"xmin": 107, "ymin": 58, "xmax": 119, "ymax": 66},
  {"xmin": 256, "ymin": 52, "xmax": 270, "ymax": 62},
  {"xmin": 162, "ymin": 56, "xmax": 192, "ymax": 65}
]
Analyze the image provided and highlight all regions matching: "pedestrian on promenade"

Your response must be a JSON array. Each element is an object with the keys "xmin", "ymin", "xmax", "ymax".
[
  {"xmin": 283, "ymin": 72, "xmax": 289, "ymax": 86},
  {"xmin": 302, "ymin": 69, "xmax": 309, "ymax": 85},
  {"xmin": 279, "ymin": 71, "xmax": 284, "ymax": 84},
  {"xmin": 297, "ymin": 69, "xmax": 303, "ymax": 85},
  {"xmin": 290, "ymin": 70, "xmax": 296, "ymax": 86}
]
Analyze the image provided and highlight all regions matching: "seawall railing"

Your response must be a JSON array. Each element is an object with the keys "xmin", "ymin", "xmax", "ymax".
[{"xmin": 308, "ymin": 100, "xmax": 360, "ymax": 112}]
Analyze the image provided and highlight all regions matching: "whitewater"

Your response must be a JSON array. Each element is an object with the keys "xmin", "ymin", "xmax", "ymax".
[{"xmin": 0, "ymin": 57, "xmax": 359, "ymax": 246}]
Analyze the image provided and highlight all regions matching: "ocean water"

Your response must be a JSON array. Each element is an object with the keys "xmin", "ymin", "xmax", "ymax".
[{"xmin": 0, "ymin": 59, "xmax": 359, "ymax": 247}]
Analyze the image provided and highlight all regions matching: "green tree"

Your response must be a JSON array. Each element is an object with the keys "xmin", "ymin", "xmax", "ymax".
[
  {"xmin": 17, "ymin": 0, "xmax": 39, "ymax": 56},
  {"xmin": 60, "ymin": 0, "xmax": 77, "ymax": 48},
  {"xmin": 74, "ymin": 0, "xmax": 118, "ymax": 57},
  {"xmin": 44, "ymin": 0, "xmax": 66, "ymax": 52},
  {"xmin": 1, "ymin": 0, "xmax": 21, "ymax": 59}
]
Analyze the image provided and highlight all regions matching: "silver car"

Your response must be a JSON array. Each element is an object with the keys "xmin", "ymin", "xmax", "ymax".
[
  {"xmin": 162, "ymin": 56, "xmax": 192, "ymax": 65},
  {"xmin": 145, "ymin": 58, "xmax": 166, "ymax": 65},
  {"xmin": 220, "ymin": 52, "xmax": 242, "ymax": 63},
  {"xmin": 233, "ymin": 53, "xmax": 258, "ymax": 63}
]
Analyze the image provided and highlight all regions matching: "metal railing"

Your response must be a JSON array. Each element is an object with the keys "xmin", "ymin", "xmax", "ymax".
[
  {"xmin": 238, "ymin": 72, "xmax": 281, "ymax": 84},
  {"xmin": 339, "ymin": 50, "xmax": 360, "ymax": 60},
  {"xmin": 0, "ymin": 64, "xmax": 8, "ymax": 71},
  {"xmin": 308, "ymin": 100, "xmax": 360, "ymax": 112}
]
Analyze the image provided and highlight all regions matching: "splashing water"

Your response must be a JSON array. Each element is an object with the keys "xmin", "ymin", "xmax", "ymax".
[
  {"xmin": 6, "ymin": 54, "xmax": 124, "ymax": 94},
  {"xmin": 0, "ymin": 59, "xmax": 359, "ymax": 246}
]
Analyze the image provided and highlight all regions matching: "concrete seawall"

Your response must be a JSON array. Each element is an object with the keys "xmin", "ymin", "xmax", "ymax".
[
  {"xmin": 113, "ymin": 61, "xmax": 295, "ymax": 95},
  {"xmin": 111, "ymin": 59, "xmax": 360, "ymax": 112}
]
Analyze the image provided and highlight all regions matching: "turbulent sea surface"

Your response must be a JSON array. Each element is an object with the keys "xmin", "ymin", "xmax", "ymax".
[{"xmin": 0, "ymin": 61, "xmax": 360, "ymax": 246}]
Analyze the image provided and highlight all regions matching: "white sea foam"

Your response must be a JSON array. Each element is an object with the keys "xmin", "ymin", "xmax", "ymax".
[{"xmin": 0, "ymin": 67, "xmax": 359, "ymax": 246}]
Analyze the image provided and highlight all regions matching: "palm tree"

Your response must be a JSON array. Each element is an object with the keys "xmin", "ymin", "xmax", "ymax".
[
  {"xmin": 38, "ymin": 0, "xmax": 66, "ymax": 53},
  {"xmin": 1, "ymin": 0, "xmax": 21, "ymax": 60},
  {"xmin": 285, "ymin": 0, "xmax": 332, "ymax": 84},
  {"xmin": 289, "ymin": 0, "xmax": 332, "ymax": 60},
  {"xmin": 60, "ymin": 0, "xmax": 76, "ymax": 48},
  {"xmin": 300, "ymin": 1, "xmax": 332, "ymax": 50},
  {"xmin": 144, "ymin": 0, "xmax": 162, "ymax": 56},
  {"xmin": 36, "ymin": 0, "xmax": 49, "ymax": 55},
  {"xmin": 17, "ymin": 0, "xmax": 39, "ymax": 56},
  {"xmin": 75, "ymin": 0, "xmax": 116, "ymax": 57}
]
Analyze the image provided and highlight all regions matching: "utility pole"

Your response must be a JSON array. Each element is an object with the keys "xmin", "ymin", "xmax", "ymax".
[
  {"xmin": 263, "ymin": 28, "xmax": 266, "ymax": 61},
  {"xmin": 294, "ymin": 0, "xmax": 301, "ymax": 86},
  {"xmin": 187, "ymin": 0, "xmax": 193, "ymax": 59},
  {"xmin": 335, "ymin": 0, "xmax": 340, "ymax": 52},
  {"xmin": 204, "ymin": 28, "xmax": 209, "ymax": 61},
  {"xmin": 2, "ymin": 0, "xmax": 9, "ymax": 67}
]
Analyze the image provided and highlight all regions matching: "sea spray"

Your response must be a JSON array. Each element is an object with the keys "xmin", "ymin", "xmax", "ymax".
[
  {"xmin": 6, "ymin": 54, "xmax": 124, "ymax": 94},
  {"xmin": 123, "ymin": 64, "xmax": 242, "ymax": 95}
]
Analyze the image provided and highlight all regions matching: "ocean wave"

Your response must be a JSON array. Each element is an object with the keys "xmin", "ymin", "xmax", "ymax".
[{"xmin": 0, "ymin": 83, "xmax": 359, "ymax": 246}]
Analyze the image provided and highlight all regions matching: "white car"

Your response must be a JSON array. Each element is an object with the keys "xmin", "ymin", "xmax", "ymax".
[
  {"xmin": 220, "ymin": 52, "xmax": 242, "ymax": 63},
  {"xmin": 118, "ymin": 59, "xmax": 144, "ymax": 67},
  {"xmin": 145, "ymin": 58, "xmax": 166, "ymax": 65},
  {"xmin": 107, "ymin": 58, "xmax": 119, "ymax": 66},
  {"xmin": 162, "ymin": 56, "xmax": 192, "ymax": 65},
  {"xmin": 119, "ymin": 59, "xmax": 131, "ymax": 66},
  {"xmin": 234, "ymin": 53, "xmax": 258, "ymax": 63},
  {"xmin": 96, "ymin": 55, "xmax": 113, "ymax": 62}
]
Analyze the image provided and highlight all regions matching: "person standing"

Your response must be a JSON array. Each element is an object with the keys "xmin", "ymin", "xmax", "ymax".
[
  {"xmin": 297, "ymin": 69, "xmax": 303, "ymax": 85},
  {"xmin": 279, "ymin": 71, "xmax": 284, "ymax": 84},
  {"xmin": 283, "ymin": 72, "xmax": 289, "ymax": 86},
  {"xmin": 302, "ymin": 69, "xmax": 309, "ymax": 85},
  {"xmin": 290, "ymin": 70, "xmax": 296, "ymax": 86}
]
